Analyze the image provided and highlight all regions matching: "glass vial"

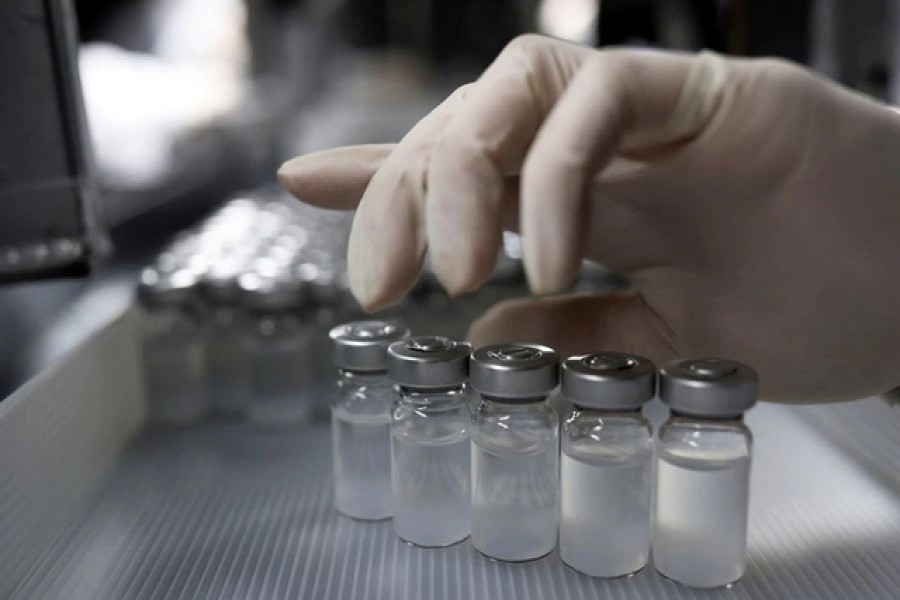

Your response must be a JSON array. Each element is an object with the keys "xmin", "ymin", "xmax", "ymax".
[
  {"xmin": 239, "ymin": 272, "xmax": 313, "ymax": 426},
  {"xmin": 201, "ymin": 267, "xmax": 250, "ymax": 417},
  {"xmin": 331, "ymin": 320, "xmax": 410, "ymax": 520},
  {"xmin": 560, "ymin": 352, "xmax": 655, "ymax": 577},
  {"xmin": 138, "ymin": 268, "xmax": 209, "ymax": 425},
  {"xmin": 653, "ymin": 358, "xmax": 758, "ymax": 588},
  {"xmin": 469, "ymin": 344, "xmax": 559, "ymax": 562},
  {"xmin": 387, "ymin": 336, "xmax": 473, "ymax": 547}
]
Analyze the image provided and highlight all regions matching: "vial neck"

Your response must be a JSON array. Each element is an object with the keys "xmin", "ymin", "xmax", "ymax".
[
  {"xmin": 478, "ymin": 395, "xmax": 548, "ymax": 408},
  {"xmin": 399, "ymin": 384, "xmax": 465, "ymax": 395},
  {"xmin": 572, "ymin": 405, "xmax": 642, "ymax": 415},
  {"xmin": 668, "ymin": 410, "xmax": 745, "ymax": 424}
]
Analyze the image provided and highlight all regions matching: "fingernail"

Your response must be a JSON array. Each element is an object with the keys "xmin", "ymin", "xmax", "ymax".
[
  {"xmin": 431, "ymin": 250, "xmax": 479, "ymax": 299},
  {"xmin": 276, "ymin": 156, "xmax": 310, "ymax": 195},
  {"xmin": 523, "ymin": 244, "xmax": 564, "ymax": 296}
]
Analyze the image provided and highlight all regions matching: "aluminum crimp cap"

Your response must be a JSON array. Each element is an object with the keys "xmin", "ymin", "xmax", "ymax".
[
  {"xmin": 237, "ymin": 272, "xmax": 303, "ymax": 311},
  {"xmin": 562, "ymin": 352, "xmax": 656, "ymax": 410},
  {"xmin": 388, "ymin": 336, "xmax": 473, "ymax": 389},
  {"xmin": 659, "ymin": 357, "xmax": 758, "ymax": 418},
  {"xmin": 330, "ymin": 320, "xmax": 410, "ymax": 372},
  {"xmin": 469, "ymin": 343, "xmax": 559, "ymax": 402},
  {"xmin": 138, "ymin": 268, "xmax": 197, "ymax": 307}
]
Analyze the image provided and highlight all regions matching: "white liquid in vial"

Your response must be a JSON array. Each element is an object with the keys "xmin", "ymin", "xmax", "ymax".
[
  {"xmin": 471, "ymin": 442, "xmax": 558, "ymax": 561},
  {"xmin": 391, "ymin": 433, "xmax": 471, "ymax": 547},
  {"xmin": 332, "ymin": 406, "xmax": 392, "ymax": 520},
  {"xmin": 653, "ymin": 452, "xmax": 750, "ymax": 588},
  {"xmin": 560, "ymin": 452, "xmax": 651, "ymax": 577}
]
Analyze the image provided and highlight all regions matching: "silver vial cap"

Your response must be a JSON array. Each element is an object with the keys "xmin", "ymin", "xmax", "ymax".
[
  {"xmin": 238, "ymin": 272, "xmax": 302, "ymax": 311},
  {"xmin": 388, "ymin": 336, "xmax": 472, "ymax": 389},
  {"xmin": 201, "ymin": 262, "xmax": 243, "ymax": 304},
  {"xmin": 469, "ymin": 343, "xmax": 559, "ymax": 402},
  {"xmin": 659, "ymin": 357, "xmax": 758, "ymax": 418},
  {"xmin": 562, "ymin": 352, "xmax": 656, "ymax": 410},
  {"xmin": 138, "ymin": 268, "xmax": 197, "ymax": 307},
  {"xmin": 330, "ymin": 320, "xmax": 410, "ymax": 372}
]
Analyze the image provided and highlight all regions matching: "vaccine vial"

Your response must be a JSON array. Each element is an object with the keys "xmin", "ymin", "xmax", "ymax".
[
  {"xmin": 560, "ymin": 352, "xmax": 655, "ymax": 577},
  {"xmin": 239, "ymin": 272, "xmax": 313, "ymax": 426},
  {"xmin": 138, "ymin": 268, "xmax": 209, "ymax": 425},
  {"xmin": 387, "ymin": 336, "xmax": 473, "ymax": 547},
  {"xmin": 331, "ymin": 320, "xmax": 410, "ymax": 520},
  {"xmin": 469, "ymin": 344, "xmax": 559, "ymax": 562},
  {"xmin": 653, "ymin": 358, "xmax": 758, "ymax": 588},
  {"xmin": 201, "ymin": 266, "xmax": 250, "ymax": 417}
]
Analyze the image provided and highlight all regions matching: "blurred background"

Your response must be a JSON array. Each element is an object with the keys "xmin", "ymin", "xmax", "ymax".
[
  {"xmin": 2, "ymin": 0, "xmax": 900, "ymax": 396},
  {"xmin": 5, "ymin": 4, "xmax": 900, "ymax": 599}
]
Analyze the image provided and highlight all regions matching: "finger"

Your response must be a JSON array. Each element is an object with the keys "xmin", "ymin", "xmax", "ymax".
[
  {"xmin": 521, "ymin": 50, "xmax": 729, "ymax": 293},
  {"xmin": 466, "ymin": 292, "xmax": 681, "ymax": 366},
  {"xmin": 348, "ymin": 85, "xmax": 472, "ymax": 311},
  {"xmin": 426, "ymin": 35, "xmax": 592, "ymax": 296},
  {"xmin": 277, "ymin": 144, "xmax": 393, "ymax": 210}
]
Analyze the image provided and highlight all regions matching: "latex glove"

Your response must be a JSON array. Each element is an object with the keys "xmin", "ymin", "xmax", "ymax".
[{"xmin": 278, "ymin": 35, "xmax": 900, "ymax": 402}]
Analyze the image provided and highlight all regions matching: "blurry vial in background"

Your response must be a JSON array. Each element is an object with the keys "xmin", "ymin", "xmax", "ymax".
[
  {"xmin": 138, "ymin": 268, "xmax": 209, "ymax": 425},
  {"xmin": 239, "ymin": 272, "xmax": 314, "ymax": 427},
  {"xmin": 297, "ymin": 262, "xmax": 356, "ymax": 417},
  {"xmin": 200, "ymin": 262, "xmax": 252, "ymax": 417},
  {"xmin": 330, "ymin": 320, "xmax": 410, "ymax": 521},
  {"xmin": 653, "ymin": 358, "xmax": 758, "ymax": 588},
  {"xmin": 388, "ymin": 337, "xmax": 474, "ymax": 547},
  {"xmin": 559, "ymin": 353, "xmax": 655, "ymax": 578},
  {"xmin": 469, "ymin": 344, "xmax": 560, "ymax": 562}
]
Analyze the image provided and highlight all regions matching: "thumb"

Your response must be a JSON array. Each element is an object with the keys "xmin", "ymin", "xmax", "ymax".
[{"xmin": 467, "ymin": 292, "xmax": 681, "ymax": 365}]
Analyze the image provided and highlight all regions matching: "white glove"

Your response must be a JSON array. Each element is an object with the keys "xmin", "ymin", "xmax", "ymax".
[{"xmin": 278, "ymin": 35, "xmax": 900, "ymax": 403}]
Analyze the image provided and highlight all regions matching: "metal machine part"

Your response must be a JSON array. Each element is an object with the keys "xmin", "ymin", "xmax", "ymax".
[{"xmin": 0, "ymin": 0, "xmax": 107, "ymax": 282}]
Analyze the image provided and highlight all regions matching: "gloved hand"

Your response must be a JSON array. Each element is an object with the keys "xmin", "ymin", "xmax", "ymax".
[{"xmin": 278, "ymin": 35, "xmax": 900, "ymax": 403}]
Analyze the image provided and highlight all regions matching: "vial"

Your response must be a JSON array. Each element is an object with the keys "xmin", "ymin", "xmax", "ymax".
[
  {"xmin": 296, "ymin": 262, "xmax": 345, "ymax": 418},
  {"xmin": 201, "ymin": 266, "xmax": 250, "ymax": 417},
  {"xmin": 387, "ymin": 336, "xmax": 473, "ymax": 547},
  {"xmin": 559, "ymin": 352, "xmax": 655, "ymax": 577},
  {"xmin": 331, "ymin": 320, "xmax": 410, "ymax": 520},
  {"xmin": 653, "ymin": 358, "xmax": 758, "ymax": 588},
  {"xmin": 239, "ymin": 272, "xmax": 313, "ymax": 426},
  {"xmin": 469, "ymin": 344, "xmax": 559, "ymax": 562},
  {"xmin": 138, "ymin": 268, "xmax": 209, "ymax": 425}
]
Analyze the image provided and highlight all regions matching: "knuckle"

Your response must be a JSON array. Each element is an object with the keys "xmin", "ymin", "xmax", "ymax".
[
  {"xmin": 753, "ymin": 56, "xmax": 812, "ymax": 87},
  {"xmin": 584, "ymin": 50, "xmax": 628, "ymax": 78},
  {"xmin": 502, "ymin": 33, "xmax": 551, "ymax": 57}
]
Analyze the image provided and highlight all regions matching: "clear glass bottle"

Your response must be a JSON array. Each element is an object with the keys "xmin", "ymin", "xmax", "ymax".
[
  {"xmin": 239, "ymin": 272, "xmax": 313, "ymax": 426},
  {"xmin": 138, "ymin": 268, "xmax": 209, "ymax": 425},
  {"xmin": 469, "ymin": 344, "xmax": 559, "ymax": 562},
  {"xmin": 387, "ymin": 336, "xmax": 473, "ymax": 547},
  {"xmin": 559, "ymin": 352, "xmax": 655, "ymax": 578},
  {"xmin": 296, "ymin": 261, "xmax": 344, "ymax": 419},
  {"xmin": 201, "ymin": 265, "xmax": 250, "ymax": 417},
  {"xmin": 653, "ymin": 358, "xmax": 758, "ymax": 588},
  {"xmin": 331, "ymin": 320, "xmax": 410, "ymax": 520}
]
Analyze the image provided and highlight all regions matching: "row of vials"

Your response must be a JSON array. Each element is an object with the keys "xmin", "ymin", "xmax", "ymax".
[{"xmin": 329, "ymin": 320, "xmax": 758, "ymax": 589}]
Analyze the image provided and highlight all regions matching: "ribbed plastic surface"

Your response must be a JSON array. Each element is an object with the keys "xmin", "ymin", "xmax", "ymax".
[
  {"xmin": 0, "ymin": 307, "xmax": 144, "ymax": 600},
  {"xmin": 13, "ymin": 400, "xmax": 900, "ymax": 600}
]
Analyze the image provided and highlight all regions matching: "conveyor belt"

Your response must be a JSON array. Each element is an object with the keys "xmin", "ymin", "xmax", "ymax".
[{"xmin": 12, "ymin": 398, "xmax": 900, "ymax": 600}]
